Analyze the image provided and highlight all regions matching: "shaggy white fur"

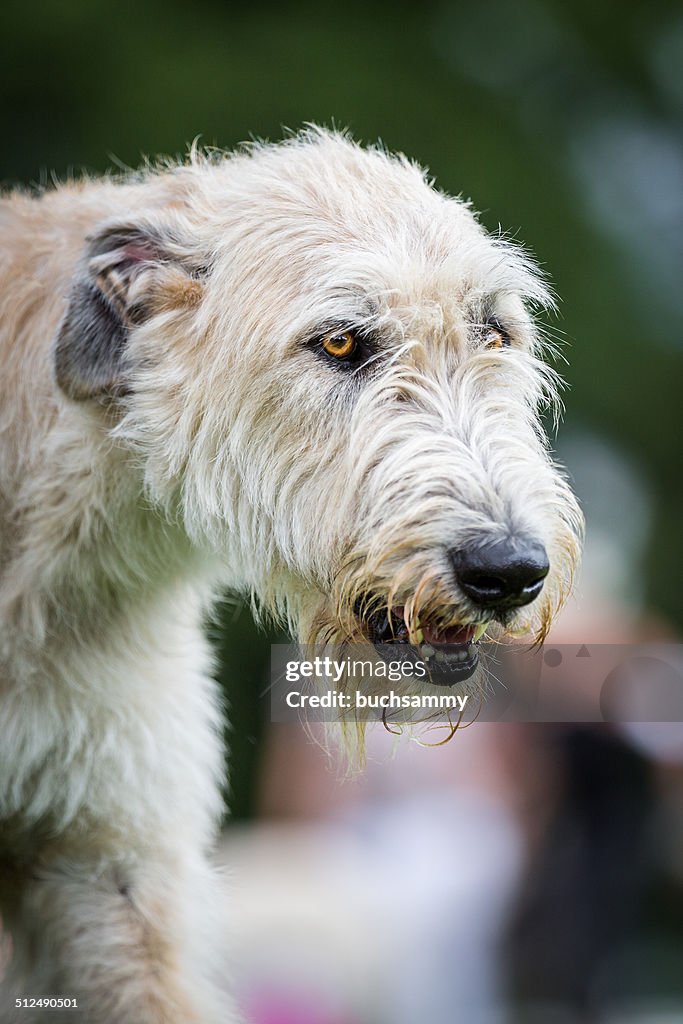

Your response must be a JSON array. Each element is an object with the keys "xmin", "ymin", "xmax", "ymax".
[{"xmin": 0, "ymin": 128, "xmax": 582, "ymax": 1022}]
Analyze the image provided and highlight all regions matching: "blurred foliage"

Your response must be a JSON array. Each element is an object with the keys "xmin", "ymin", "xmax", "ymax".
[
  {"xmin": 210, "ymin": 602, "xmax": 287, "ymax": 821},
  {"xmin": 2, "ymin": 0, "xmax": 682, "ymax": 816}
]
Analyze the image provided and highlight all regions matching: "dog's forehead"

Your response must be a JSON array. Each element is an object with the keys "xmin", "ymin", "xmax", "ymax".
[
  {"xmin": 231, "ymin": 134, "xmax": 486, "ymax": 263},
  {"xmin": 199, "ymin": 133, "xmax": 548, "ymax": 340}
]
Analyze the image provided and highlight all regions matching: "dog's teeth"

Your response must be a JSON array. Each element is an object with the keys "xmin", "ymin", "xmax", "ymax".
[{"xmin": 473, "ymin": 622, "xmax": 490, "ymax": 642}]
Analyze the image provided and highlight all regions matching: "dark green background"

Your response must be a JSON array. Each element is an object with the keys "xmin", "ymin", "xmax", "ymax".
[{"xmin": 3, "ymin": 0, "xmax": 682, "ymax": 816}]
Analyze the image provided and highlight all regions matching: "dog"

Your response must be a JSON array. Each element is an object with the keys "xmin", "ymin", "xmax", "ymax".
[{"xmin": 0, "ymin": 127, "xmax": 582, "ymax": 1021}]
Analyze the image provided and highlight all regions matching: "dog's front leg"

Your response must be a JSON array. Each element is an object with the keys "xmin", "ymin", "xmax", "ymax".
[{"xmin": 3, "ymin": 849, "xmax": 235, "ymax": 1024}]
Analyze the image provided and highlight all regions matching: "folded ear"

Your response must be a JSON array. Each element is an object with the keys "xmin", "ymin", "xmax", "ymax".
[{"xmin": 55, "ymin": 220, "xmax": 204, "ymax": 401}]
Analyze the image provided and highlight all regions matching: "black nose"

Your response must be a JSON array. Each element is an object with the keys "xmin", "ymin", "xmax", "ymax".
[{"xmin": 451, "ymin": 537, "xmax": 549, "ymax": 611}]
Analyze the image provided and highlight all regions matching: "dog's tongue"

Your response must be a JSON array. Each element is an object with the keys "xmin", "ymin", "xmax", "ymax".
[
  {"xmin": 422, "ymin": 622, "xmax": 475, "ymax": 645},
  {"xmin": 392, "ymin": 608, "xmax": 476, "ymax": 645}
]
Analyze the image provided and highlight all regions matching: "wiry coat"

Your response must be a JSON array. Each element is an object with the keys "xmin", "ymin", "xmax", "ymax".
[{"xmin": 0, "ymin": 129, "xmax": 582, "ymax": 1022}]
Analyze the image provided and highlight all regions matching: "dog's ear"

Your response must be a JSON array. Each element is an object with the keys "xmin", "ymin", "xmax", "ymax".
[{"xmin": 55, "ymin": 220, "xmax": 204, "ymax": 401}]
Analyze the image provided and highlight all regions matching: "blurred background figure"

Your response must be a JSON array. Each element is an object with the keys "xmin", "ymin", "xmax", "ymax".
[{"xmin": 2, "ymin": 1, "xmax": 682, "ymax": 1020}]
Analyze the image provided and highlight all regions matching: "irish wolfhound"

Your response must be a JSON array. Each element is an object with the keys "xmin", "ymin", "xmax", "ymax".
[{"xmin": 0, "ymin": 128, "xmax": 582, "ymax": 1022}]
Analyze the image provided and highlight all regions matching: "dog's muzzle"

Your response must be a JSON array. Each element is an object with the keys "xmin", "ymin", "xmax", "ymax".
[{"xmin": 353, "ymin": 536, "xmax": 549, "ymax": 687}]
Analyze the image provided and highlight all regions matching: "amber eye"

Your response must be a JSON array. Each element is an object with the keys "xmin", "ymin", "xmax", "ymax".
[
  {"xmin": 321, "ymin": 330, "xmax": 358, "ymax": 360},
  {"xmin": 484, "ymin": 324, "xmax": 511, "ymax": 350}
]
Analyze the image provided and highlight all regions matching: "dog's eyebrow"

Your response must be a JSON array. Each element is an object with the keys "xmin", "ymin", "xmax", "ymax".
[
  {"xmin": 297, "ymin": 292, "xmax": 389, "ymax": 351},
  {"xmin": 467, "ymin": 291, "xmax": 530, "ymax": 328}
]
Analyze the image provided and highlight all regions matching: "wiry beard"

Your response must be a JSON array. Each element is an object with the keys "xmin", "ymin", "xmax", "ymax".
[
  {"xmin": 303, "ymin": 547, "xmax": 564, "ymax": 651},
  {"xmin": 290, "ymin": 549, "xmax": 574, "ymax": 768}
]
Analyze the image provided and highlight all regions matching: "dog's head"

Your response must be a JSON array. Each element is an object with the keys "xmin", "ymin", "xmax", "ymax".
[{"xmin": 55, "ymin": 128, "xmax": 583, "ymax": 677}]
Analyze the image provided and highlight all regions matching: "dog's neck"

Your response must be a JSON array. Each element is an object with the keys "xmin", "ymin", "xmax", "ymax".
[{"xmin": 0, "ymin": 414, "xmax": 226, "ymax": 676}]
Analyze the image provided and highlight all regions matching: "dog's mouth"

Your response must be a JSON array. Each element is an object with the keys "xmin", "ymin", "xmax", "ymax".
[{"xmin": 358, "ymin": 602, "xmax": 489, "ymax": 685}]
